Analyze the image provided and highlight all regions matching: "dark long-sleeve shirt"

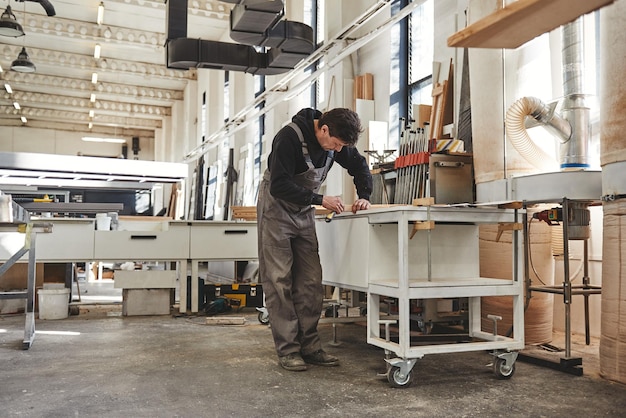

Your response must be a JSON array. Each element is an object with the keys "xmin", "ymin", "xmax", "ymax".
[{"xmin": 266, "ymin": 108, "xmax": 373, "ymax": 207}]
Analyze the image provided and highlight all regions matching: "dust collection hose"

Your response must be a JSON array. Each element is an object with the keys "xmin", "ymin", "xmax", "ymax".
[{"xmin": 505, "ymin": 96, "xmax": 570, "ymax": 172}]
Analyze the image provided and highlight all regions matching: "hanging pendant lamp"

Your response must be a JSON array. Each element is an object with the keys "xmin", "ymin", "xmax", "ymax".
[
  {"xmin": 0, "ymin": 5, "xmax": 24, "ymax": 37},
  {"xmin": 11, "ymin": 47, "xmax": 36, "ymax": 73}
]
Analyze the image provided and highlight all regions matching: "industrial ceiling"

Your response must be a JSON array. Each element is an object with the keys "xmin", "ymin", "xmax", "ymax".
[{"xmin": 0, "ymin": 0, "xmax": 232, "ymax": 140}]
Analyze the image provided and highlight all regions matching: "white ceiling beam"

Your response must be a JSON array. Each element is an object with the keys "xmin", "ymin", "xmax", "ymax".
[
  {"xmin": 0, "ymin": 106, "xmax": 163, "ymax": 130},
  {"xmin": 3, "ymin": 71, "xmax": 184, "ymax": 103},
  {"xmin": 2, "ymin": 91, "xmax": 171, "ymax": 117}
]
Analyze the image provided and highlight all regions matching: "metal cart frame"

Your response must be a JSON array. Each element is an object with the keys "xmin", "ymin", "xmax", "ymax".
[{"xmin": 319, "ymin": 204, "xmax": 525, "ymax": 387}]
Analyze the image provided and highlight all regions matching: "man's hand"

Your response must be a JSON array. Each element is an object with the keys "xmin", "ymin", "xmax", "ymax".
[
  {"xmin": 351, "ymin": 198, "xmax": 371, "ymax": 213},
  {"xmin": 322, "ymin": 195, "xmax": 345, "ymax": 214}
]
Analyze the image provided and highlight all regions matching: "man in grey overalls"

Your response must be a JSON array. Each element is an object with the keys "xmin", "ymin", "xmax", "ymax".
[{"xmin": 257, "ymin": 108, "xmax": 373, "ymax": 371}]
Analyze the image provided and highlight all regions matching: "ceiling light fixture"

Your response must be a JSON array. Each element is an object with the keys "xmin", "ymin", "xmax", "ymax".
[
  {"xmin": 91, "ymin": 72, "xmax": 98, "ymax": 84},
  {"xmin": 13, "ymin": 101, "xmax": 20, "ymax": 110},
  {"xmin": 96, "ymin": 2, "xmax": 104, "ymax": 25},
  {"xmin": 93, "ymin": 43, "xmax": 101, "ymax": 59},
  {"xmin": 88, "ymin": 109, "xmax": 94, "ymax": 118},
  {"xmin": 20, "ymin": 115, "xmax": 27, "ymax": 123},
  {"xmin": 88, "ymin": 122, "xmax": 93, "ymax": 129},
  {"xmin": 11, "ymin": 47, "xmax": 36, "ymax": 73},
  {"xmin": 0, "ymin": 5, "xmax": 24, "ymax": 37},
  {"xmin": 90, "ymin": 93, "xmax": 96, "ymax": 102},
  {"xmin": 81, "ymin": 136, "xmax": 126, "ymax": 144},
  {"xmin": 4, "ymin": 83, "xmax": 12, "ymax": 94}
]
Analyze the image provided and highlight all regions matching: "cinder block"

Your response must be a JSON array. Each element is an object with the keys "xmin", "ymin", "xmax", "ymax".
[
  {"xmin": 114, "ymin": 270, "xmax": 177, "ymax": 289},
  {"xmin": 122, "ymin": 288, "xmax": 171, "ymax": 316}
]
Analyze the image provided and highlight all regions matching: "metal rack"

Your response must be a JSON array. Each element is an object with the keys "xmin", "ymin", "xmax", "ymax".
[
  {"xmin": 521, "ymin": 197, "xmax": 602, "ymax": 375},
  {"xmin": 0, "ymin": 196, "xmax": 50, "ymax": 349}
]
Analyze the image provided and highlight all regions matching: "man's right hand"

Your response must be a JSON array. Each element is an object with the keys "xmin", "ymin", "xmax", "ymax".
[{"xmin": 322, "ymin": 195, "xmax": 344, "ymax": 214}]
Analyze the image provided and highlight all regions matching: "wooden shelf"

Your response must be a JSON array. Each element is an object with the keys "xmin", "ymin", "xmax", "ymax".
[{"xmin": 447, "ymin": 0, "xmax": 615, "ymax": 49}]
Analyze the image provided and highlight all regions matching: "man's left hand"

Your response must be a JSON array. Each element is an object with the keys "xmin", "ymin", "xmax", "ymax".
[{"xmin": 352, "ymin": 199, "xmax": 371, "ymax": 213}]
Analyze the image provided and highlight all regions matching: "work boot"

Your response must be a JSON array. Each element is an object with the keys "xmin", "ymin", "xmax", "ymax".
[
  {"xmin": 302, "ymin": 349, "xmax": 340, "ymax": 367},
  {"xmin": 278, "ymin": 353, "xmax": 308, "ymax": 371}
]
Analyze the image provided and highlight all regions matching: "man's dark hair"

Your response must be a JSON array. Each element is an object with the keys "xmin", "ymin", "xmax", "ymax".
[{"xmin": 318, "ymin": 108, "xmax": 363, "ymax": 146}]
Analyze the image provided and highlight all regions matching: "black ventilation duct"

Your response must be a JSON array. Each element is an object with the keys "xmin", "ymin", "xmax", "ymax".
[
  {"xmin": 166, "ymin": 0, "xmax": 188, "ymax": 41},
  {"xmin": 16, "ymin": 0, "xmax": 55, "ymax": 17},
  {"xmin": 166, "ymin": 0, "xmax": 314, "ymax": 75}
]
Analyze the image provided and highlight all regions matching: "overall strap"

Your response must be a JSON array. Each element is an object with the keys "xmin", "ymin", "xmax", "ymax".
[
  {"xmin": 288, "ymin": 122, "xmax": 315, "ymax": 170},
  {"xmin": 288, "ymin": 122, "xmax": 335, "ymax": 169}
]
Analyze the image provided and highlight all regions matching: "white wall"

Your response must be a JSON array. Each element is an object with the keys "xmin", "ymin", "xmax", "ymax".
[
  {"xmin": 0, "ymin": 125, "xmax": 154, "ymax": 159},
  {"xmin": 351, "ymin": 1, "xmax": 392, "ymax": 122}
]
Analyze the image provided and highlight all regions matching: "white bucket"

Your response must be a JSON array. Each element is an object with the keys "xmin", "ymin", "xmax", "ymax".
[
  {"xmin": 96, "ymin": 215, "xmax": 111, "ymax": 230},
  {"xmin": 38, "ymin": 288, "xmax": 70, "ymax": 320}
]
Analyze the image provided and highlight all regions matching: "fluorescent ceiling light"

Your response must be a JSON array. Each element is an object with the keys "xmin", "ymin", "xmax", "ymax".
[
  {"xmin": 20, "ymin": 116, "xmax": 27, "ymax": 123},
  {"xmin": 90, "ymin": 93, "xmax": 96, "ymax": 102},
  {"xmin": 88, "ymin": 122, "xmax": 93, "ymax": 129},
  {"xmin": 4, "ymin": 83, "xmax": 12, "ymax": 93},
  {"xmin": 82, "ymin": 136, "xmax": 126, "ymax": 144},
  {"xmin": 91, "ymin": 72, "xmax": 98, "ymax": 84},
  {"xmin": 88, "ymin": 109, "xmax": 95, "ymax": 118},
  {"xmin": 13, "ymin": 101, "xmax": 20, "ymax": 110},
  {"xmin": 97, "ymin": 2, "xmax": 104, "ymax": 25},
  {"xmin": 94, "ymin": 43, "xmax": 101, "ymax": 59}
]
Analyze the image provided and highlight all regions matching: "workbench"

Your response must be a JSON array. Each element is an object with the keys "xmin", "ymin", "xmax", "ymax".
[
  {"xmin": 317, "ymin": 204, "xmax": 525, "ymax": 387},
  {"xmin": 0, "ymin": 218, "xmax": 258, "ymax": 315},
  {"xmin": 184, "ymin": 221, "xmax": 258, "ymax": 313}
]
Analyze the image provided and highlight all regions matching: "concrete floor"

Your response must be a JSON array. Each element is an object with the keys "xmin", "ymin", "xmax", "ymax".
[{"xmin": 1, "ymin": 301, "xmax": 626, "ymax": 418}]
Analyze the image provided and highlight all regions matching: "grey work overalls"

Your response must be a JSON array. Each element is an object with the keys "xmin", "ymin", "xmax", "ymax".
[{"xmin": 257, "ymin": 122, "xmax": 334, "ymax": 357}]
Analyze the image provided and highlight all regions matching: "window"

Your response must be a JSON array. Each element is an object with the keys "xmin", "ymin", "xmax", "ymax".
[
  {"xmin": 388, "ymin": 0, "xmax": 408, "ymax": 149},
  {"xmin": 408, "ymin": 0, "xmax": 433, "ymax": 111},
  {"xmin": 201, "ymin": 91, "xmax": 206, "ymax": 142},
  {"xmin": 253, "ymin": 74, "xmax": 266, "ymax": 199},
  {"xmin": 389, "ymin": 0, "xmax": 433, "ymax": 150},
  {"xmin": 304, "ymin": 0, "xmax": 323, "ymax": 107},
  {"xmin": 223, "ymin": 71, "xmax": 230, "ymax": 122}
]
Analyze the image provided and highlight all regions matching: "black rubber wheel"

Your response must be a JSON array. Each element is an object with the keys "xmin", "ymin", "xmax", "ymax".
[
  {"xmin": 493, "ymin": 357, "xmax": 515, "ymax": 379},
  {"xmin": 258, "ymin": 310, "xmax": 270, "ymax": 325},
  {"xmin": 387, "ymin": 366, "xmax": 413, "ymax": 388}
]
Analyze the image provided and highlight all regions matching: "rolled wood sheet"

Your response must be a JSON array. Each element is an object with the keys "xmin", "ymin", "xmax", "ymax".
[
  {"xmin": 600, "ymin": 199, "xmax": 626, "ymax": 383},
  {"xmin": 479, "ymin": 219, "xmax": 554, "ymax": 344}
]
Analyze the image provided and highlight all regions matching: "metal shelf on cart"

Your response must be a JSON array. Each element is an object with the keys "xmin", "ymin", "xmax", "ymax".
[
  {"xmin": 369, "ymin": 277, "xmax": 523, "ymax": 298},
  {"xmin": 369, "ymin": 334, "xmax": 525, "ymax": 358}
]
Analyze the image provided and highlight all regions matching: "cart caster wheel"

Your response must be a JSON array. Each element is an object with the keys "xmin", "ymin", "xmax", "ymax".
[
  {"xmin": 258, "ymin": 310, "xmax": 270, "ymax": 325},
  {"xmin": 387, "ymin": 366, "xmax": 413, "ymax": 388},
  {"xmin": 493, "ymin": 357, "xmax": 515, "ymax": 379}
]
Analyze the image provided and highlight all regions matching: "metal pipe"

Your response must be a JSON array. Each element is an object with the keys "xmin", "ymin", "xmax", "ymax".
[
  {"xmin": 583, "ymin": 239, "xmax": 590, "ymax": 345},
  {"xmin": 505, "ymin": 96, "xmax": 563, "ymax": 171},
  {"xmin": 562, "ymin": 198, "xmax": 572, "ymax": 358},
  {"xmin": 560, "ymin": 18, "xmax": 591, "ymax": 169},
  {"xmin": 562, "ymin": 18, "xmax": 585, "ymax": 97},
  {"xmin": 528, "ymin": 100, "xmax": 572, "ymax": 144},
  {"xmin": 504, "ymin": 16, "xmax": 592, "ymax": 171}
]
